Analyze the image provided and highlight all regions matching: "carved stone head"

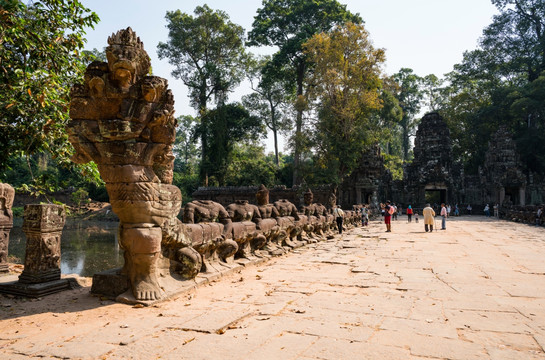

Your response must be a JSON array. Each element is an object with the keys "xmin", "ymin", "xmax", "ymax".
[{"xmin": 106, "ymin": 27, "xmax": 150, "ymax": 89}]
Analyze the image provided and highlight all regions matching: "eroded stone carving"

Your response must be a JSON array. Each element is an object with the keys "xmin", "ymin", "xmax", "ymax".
[
  {"xmin": 0, "ymin": 183, "xmax": 15, "ymax": 273},
  {"xmin": 274, "ymin": 198, "xmax": 306, "ymax": 248},
  {"xmin": 182, "ymin": 200, "xmax": 237, "ymax": 271},
  {"xmin": 255, "ymin": 185, "xmax": 284, "ymax": 255},
  {"xmin": 18, "ymin": 204, "xmax": 65, "ymax": 283},
  {"xmin": 226, "ymin": 200, "xmax": 266, "ymax": 259},
  {"xmin": 68, "ymin": 28, "xmax": 199, "ymax": 301}
]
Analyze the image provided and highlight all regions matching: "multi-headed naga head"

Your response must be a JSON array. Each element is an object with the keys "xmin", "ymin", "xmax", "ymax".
[{"xmin": 106, "ymin": 27, "xmax": 151, "ymax": 89}]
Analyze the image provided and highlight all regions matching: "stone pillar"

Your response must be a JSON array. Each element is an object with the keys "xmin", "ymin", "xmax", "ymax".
[
  {"xmin": 500, "ymin": 187, "xmax": 505, "ymax": 205},
  {"xmin": 356, "ymin": 188, "xmax": 362, "ymax": 204},
  {"xmin": 0, "ymin": 183, "xmax": 15, "ymax": 273},
  {"xmin": 18, "ymin": 204, "xmax": 66, "ymax": 284},
  {"xmin": 519, "ymin": 187, "xmax": 526, "ymax": 206}
]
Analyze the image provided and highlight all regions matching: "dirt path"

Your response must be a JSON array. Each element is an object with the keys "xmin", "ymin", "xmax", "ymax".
[{"xmin": 1, "ymin": 216, "xmax": 544, "ymax": 359}]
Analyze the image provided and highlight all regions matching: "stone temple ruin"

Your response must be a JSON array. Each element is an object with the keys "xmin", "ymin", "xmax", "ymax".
[{"xmin": 195, "ymin": 111, "xmax": 544, "ymax": 220}]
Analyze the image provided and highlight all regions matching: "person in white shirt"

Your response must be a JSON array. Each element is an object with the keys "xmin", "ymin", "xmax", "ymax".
[
  {"xmin": 333, "ymin": 205, "xmax": 344, "ymax": 234},
  {"xmin": 440, "ymin": 203, "xmax": 447, "ymax": 230}
]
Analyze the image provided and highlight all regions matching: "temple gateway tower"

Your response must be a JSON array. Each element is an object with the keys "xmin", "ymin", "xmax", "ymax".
[{"xmin": 404, "ymin": 112, "xmax": 454, "ymax": 206}]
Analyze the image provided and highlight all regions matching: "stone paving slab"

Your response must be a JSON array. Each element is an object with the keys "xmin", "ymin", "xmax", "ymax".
[{"xmin": 1, "ymin": 216, "xmax": 545, "ymax": 359}]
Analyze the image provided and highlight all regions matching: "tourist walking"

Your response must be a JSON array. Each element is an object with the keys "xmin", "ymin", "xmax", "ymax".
[
  {"xmin": 406, "ymin": 205, "xmax": 413, "ymax": 223},
  {"xmin": 333, "ymin": 205, "xmax": 344, "ymax": 234},
  {"xmin": 454, "ymin": 204, "xmax": 459, "ymax": 216},
  {"xmin": 484, "ymin": 204, "xmax": 490, "ymax": 217},
  {"xmin": 384, "ymin": 200, "xmax": 393, "ymax": 232},
  {"xmin": 361, "ymin": 205, "xmax": 368, "ymax": 226},
  {"xmin": 493, "ymin": 203, "xmax": 499, "ymax": 218},
  {"xmin": 423, "ymin": 203, "xmax": 436, "ymax": 232},
  {"xmin": 440, "ymin": 203, "xmax": 447, "ymax": 230},
  {"xmin": 467, "ymin": 204, "xmax": 472, "ymax": 215},
  {"xmin": 536, "ymin": 206, "xmax": 543, "ymax": 226},
  {"xmin": 415, "ymin": 211, "xmax": 419, "ymax": 223}
]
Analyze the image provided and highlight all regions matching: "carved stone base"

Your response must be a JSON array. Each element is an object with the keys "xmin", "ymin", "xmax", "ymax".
[
  {"xmin": 0, "ymin": 263, "xmax": 8, "ymax": 273},
  {"xmin": 0, "ymin": 277, "xmax": 80, "ymax": 298},
  {"xmin": 19, "ymin": 268, "xmax": 61, "ymax": 284},
  {"xmin": 91, "ymin": 268, "xmax": 130, "ymax": 298}
]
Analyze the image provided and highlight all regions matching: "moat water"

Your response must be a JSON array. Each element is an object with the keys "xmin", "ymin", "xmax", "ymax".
[{"xmin": 7, "ymin": 219, "xmax": 123, "ymax": 277}]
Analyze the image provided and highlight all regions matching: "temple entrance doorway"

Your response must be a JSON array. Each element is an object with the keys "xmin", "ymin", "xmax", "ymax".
[
  {"xmin": 425, "ymin": 189, "xmax": 446, "ymax": 205},
  {"xmin": 504, "ymin": 186, "xmax": 520, "ymax": 206}
]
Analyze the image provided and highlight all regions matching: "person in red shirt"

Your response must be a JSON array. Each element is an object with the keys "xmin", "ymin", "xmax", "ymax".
[
  {"xmin": 407, "ymin": 205, "xmax": 413, "ymax": 222},
  {"xmin": 384, "ymin": 200, "xmax": 393, "ymax": 232}
]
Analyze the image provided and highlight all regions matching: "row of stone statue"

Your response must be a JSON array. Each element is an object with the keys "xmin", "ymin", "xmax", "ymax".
[{"xmin": 136, "ymin": 185, "xmax": 361, "ymax": 302}]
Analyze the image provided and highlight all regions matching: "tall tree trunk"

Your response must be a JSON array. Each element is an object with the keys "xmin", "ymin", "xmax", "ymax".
[
  {"xmin": 273, "ymin": 128, "xmax": 279, "ymax": 166},
  {"xmin": 292, "ymin": 61, "xmax": 305, "ymax": 186},
  {"xmin": 402, "ymin": 115, "xmax": 410, "ymax": 160},
  {"xmin": 198, "ymin": 84, "xmax": 208, "ymax": 187},
  {"xmin": 270, "ymin": 100, "xmax": 280, "ymax": 166}
]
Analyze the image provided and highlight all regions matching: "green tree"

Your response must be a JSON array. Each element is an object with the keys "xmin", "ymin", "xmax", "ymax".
[
  {"xmin": 173, "ymin": 115, "xmax": 200, "ymax": 173},
  {"xmin": 195, "ymin": 103, "xmax": 264, "ymax": 186},
  {"xmin": 82, "ymin": 47, "xmax": 106, "ymax": 63},
  {"xmin": 248, "ymin": 0, "xmax": 362, "ymax": 185},
  {"xmin": 0, "ymin": 0, "xmax": 99, "ymax": 175},
  {"xmin": 303, "ymin": 22, "xmax": 385, "ymax": 185},
  {"xmin": 243, "ymin": 55, "xmax": 291, "ymax": 166},
  {"xmin": 481, "ymin": 0, "xmax": 545, "ymax": 82},
  {"xmin": 392, "ymin": 68, "xmax": 423, "ymax": 161},
  {"xmin": 422, "ymin": 74, "xmax": 444, "ymax": 111},
  {"xmin": 224, "ymin": 143, "xmax": 278, "ymax": 186},
  {"xmin": 438, "ymin": 0, "xmax": 545, "ymax": 175},
  {"xmin": 157, "ymin": 5, "xmax": 247, "ymax": 185}
]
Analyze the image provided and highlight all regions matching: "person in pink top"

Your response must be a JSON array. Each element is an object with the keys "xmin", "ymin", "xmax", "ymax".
[{"xmin": 440, "ymin": 203, "xmax": 447, "ymax": 230}]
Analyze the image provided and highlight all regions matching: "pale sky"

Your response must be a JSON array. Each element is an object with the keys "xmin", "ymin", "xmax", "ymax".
[{"xmin": 79, "ymin": 0, "xmax": 499, "ymax": 152}]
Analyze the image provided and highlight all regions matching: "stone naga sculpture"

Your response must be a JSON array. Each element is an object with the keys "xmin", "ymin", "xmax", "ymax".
[
  {"xmin": 182, "ymin": 200, "xmax": 238, "ymax": 272},
  {"xmin": 68, "ymin": 28, "xmax": 199, "ymax": 301},
  {"xmin": 0, "ymin": 183, "xmax": 15, "ymax": 273}
]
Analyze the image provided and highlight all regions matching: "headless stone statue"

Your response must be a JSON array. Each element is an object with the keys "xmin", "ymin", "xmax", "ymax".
[
  {"xmin": 226, "ymin": 200, "xmax": 266, "ymax": 258},
  {"xmin": 255, "ymin": 185, "xmax": 284, "ymax": 255},
  {"xmin": 273, "ymin": 199, "xmax": 306, "ymax": 248},
  {"xmin": 182, "ymin": 200, "xmax": 239, "ymax": 272}
]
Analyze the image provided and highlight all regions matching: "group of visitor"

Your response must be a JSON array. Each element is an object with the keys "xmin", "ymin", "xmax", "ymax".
[
  {"xmin": 376, "ymin": 201, "xmax": 453, "ymax": 233},
  {"xmin": 359, "ymin": 200, "xmax": 545, "ymax": 232}
]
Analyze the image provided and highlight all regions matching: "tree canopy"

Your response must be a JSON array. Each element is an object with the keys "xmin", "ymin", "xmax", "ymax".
[
  {"xmin": 195, "ymin": 103, "xmax": 264, "ymax": 186},
  {"xmin": 303, "ymin": 22, "xmax": 386, "ymax": 184},
  {"xmin": 0, "ymin": 0, "xmax": 99, "ymax": 174},
  {"xmin": 437, "ymin": 0, "xmax": 545, "ymax": 175},
  {"xmin": 248, "ymin": 0, "xmax": 362, "ymax": 185},
  {"xmin": 157, "ymin": 5, "xmax": 248, "ymax": 185}
]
